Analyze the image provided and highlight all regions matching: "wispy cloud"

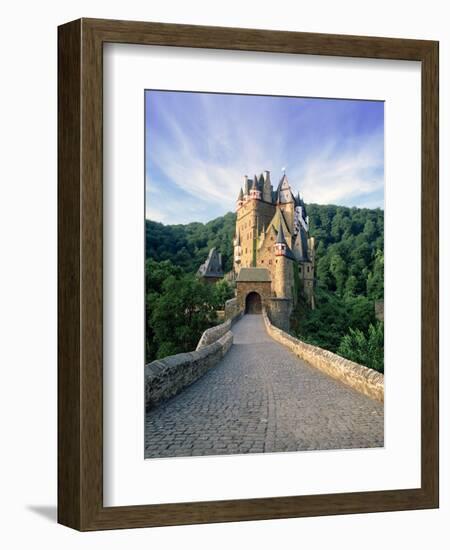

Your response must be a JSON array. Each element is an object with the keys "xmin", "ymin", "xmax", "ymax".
[{"xmin": 145, "ymin": 91, "xmax": 384, "ymax": 224}]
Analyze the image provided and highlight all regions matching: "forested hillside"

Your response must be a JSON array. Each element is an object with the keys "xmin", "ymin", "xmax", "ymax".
[
  {"xmin": 291, "ymin": 204, "xmax": 384, "ymax": 372},
  {"xmin": 146, "ymin": 204, "xmax": 384, "ymax": 370},
  {"xmin": 145, "ymin": 212, "xmax": 235, "ymax": 274}
]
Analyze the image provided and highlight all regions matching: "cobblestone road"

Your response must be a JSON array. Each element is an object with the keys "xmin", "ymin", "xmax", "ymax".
[{"xmin": 145, "ymin": 315, "xmax": 384, "ymax": 458}]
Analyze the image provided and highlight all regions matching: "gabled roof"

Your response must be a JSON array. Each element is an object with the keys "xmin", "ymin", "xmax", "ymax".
[
  {"xmin": 276, "ymin": 222, "xmax": 287, "ymax": 244},
  {"xmin": 292, "ymin": 228, "xmax": 310, "ymax": 261},
  {"xmin": 274, "ymin": 220, "xmax": 296, "ymax": 260},
  {"xmin": 271, "ymin": 208, "xmax": 291, "ymax": 238},
  {"xmin": 277, "ymin": 173, "xmax": 290, "ymax": 190},
  {"xmin": 275, "ymin": 173, "xmax": 294, "ymax": 204},
  {"xmin": 236, "ymin": 267, "xmax": 271, "ymax": 282},
  {"xmin": 197, "ymin": 247, "xmax": 224, "ymax": 278}
]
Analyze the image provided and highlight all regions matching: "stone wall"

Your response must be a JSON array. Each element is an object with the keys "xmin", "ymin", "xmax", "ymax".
[
  {"xmin": 224, "ymin": 297, "xmax": 240, "ymax": 320},
  {"xmin": 262, "ymin": 310, "xmax": 384, "ymax": 402},
  {"xmin": 268, "ymin": 297, "xmax": 292, "ymax": 332},
  {"xmin": 196, "ymin": 319, "xmax": 232, "ymax": 350},
  {"xmin": 236, "ymin": 280, "xmax": 272, "ymax": 311},
  {"xmin": 145, "ymin": 331, "xmax": 233, "ymax": 409}
]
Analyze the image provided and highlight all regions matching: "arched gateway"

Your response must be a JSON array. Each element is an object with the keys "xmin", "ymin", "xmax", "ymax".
[
  {"xmin": 236, "ymin": 267, "xmax": 272, "ymax": 314},
  {"xmin": 245, "ymin": 292, "xmax": 262, "ymax": 314}
]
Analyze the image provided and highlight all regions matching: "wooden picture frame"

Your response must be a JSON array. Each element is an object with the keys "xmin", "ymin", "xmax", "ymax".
[{"xmin": 58, "ymin": 18, "xmax": 439, "ymax": 531}]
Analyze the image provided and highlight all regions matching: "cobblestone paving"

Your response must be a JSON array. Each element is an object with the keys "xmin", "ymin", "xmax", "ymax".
[{"xmin": 145, "ymin": 315, "xmax": 384, "ymax": 458}]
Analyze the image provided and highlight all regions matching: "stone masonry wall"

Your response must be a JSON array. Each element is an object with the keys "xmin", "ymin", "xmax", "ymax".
[
  {"xmin": 262, "ymin": 310, "xmax": 384, "ymax": 402},
  {"xmin": 236, "ymin": 280, "xmax": 272, "ymax": 311},
  {"xmin": 196, "ymin": 319, "xmax": 232, "ymax": 350},
  {"xmin": 145, "ymin": 331, "xmax": 233, "ymax": 409},
  {"xmin": 198, "ymin": 310, "xmax": 244, "ymax": 349},
  {"xmin": 268, "ymin": 297, "xmax": 292, "ymax": 332},
  {"xmin": 224, "ymin": 297, "xmax": 241, "ymax": 321}
]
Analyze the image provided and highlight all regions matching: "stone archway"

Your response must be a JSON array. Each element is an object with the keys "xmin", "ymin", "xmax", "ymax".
[{"xmin": 245, "ymin": 292, "xmax": 262, "ymax": 314}]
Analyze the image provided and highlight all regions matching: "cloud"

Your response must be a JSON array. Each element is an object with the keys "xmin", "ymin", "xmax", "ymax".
[
  {"xmin": 291, "ymin": 131, "xmax": 384, "ymax": 207},
  {"xmin": 145, "ymin": 92, "xmax": 384, "ymax": 223}
]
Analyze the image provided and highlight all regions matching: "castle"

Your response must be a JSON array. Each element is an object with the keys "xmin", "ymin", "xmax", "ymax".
[
  {"xmin": 197, "ymin": 170, "xmax": 315, "ymax": 330},
  {"xmin": 233, "ymin": 170, "xmax": 315, "ymax": 329}
]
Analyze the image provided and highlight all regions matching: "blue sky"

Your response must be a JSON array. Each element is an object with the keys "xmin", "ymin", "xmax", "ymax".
[{"xmin": 145, "ymin": 90, "xmax": 384, "ymax": 224}]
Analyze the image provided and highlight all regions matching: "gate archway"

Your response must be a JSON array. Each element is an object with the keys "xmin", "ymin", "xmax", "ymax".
[{"xmin": 245, "ymin": 292, "xmax": 262, "ymax": 314}]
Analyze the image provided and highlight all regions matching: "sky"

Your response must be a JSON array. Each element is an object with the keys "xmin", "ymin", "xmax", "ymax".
[{"xmin": 145, "ymin": 90, "xmax": 384, "ymax": 225}]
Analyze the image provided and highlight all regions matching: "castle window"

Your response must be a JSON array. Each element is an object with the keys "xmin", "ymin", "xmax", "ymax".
[
  {"xmin": 275, "ymin": 259, "xmax": 278, "ymax": 264},
  {"xmin": 307, "ymin": 266, "xmax": 310, "ymax": 272},
  {"xmin": 269, "ymin": 260, "xmax": 272, "ymax": 265},
  {"xmin": 261, "ymin": 260, "xmax": 264, "ymax": 263}
]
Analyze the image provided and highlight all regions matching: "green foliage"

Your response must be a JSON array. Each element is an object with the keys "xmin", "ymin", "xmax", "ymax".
[
  {"xmin": 291, "ymin": 203, "xmax": 384, "ymax": 372},
  {"xmin": 367, "ymin": 249, "xmax": 384, "ymax": 300},
  {"xmin": 307, "ymin": 204, "xmax": 384, "ymax": 298},
  {"xmin": 146, "ymin": 212, "xmax": 236, "ymax": 274},
  {"xmin": 145, "ymin": 259, "xmax": 219, "ymax": 362},
  {"xmin": 291, "ymin": 288, "xmax": 377, "ymax": 353},
  {"xmin": 337, "ymin": 323, "xmax": 384, "ymax": 373},
  {"xmin": 212, "ymin": 279, "xmax": 234, "ymax": 309},
  {"xmin": 145, "ymin": 203, "xmax": 384, "ymax": 370}
]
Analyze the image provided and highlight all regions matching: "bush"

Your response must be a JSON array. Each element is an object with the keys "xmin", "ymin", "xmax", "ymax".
[{"xmin": 337, "ymin": 322, "xmax": 384, "ymax": 373}]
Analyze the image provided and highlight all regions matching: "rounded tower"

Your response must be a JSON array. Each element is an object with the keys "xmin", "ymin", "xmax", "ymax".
[{"xmin": 273, "ymin": 224, "xmax": 291, "ymax": 299}]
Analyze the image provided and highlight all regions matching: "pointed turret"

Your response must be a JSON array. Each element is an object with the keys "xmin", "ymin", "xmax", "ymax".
[
  {"xmin": 276, "ymin": 222, "xmax": 286, "ymax": 245},
  {"xmin": 258, "ymin": 173, "xmax": 265, "ymax": 187},
  {"xmin": 262, "ymin": 170, "xmax": 273, "ymax": 202},
  {"xmin": 275, "ymin": 222, "xmax": 288, "ymax": 257},
  {"xmin": 294, "ymin": 190, "xmax": 309, "ymax": 231},
  {"xmin": 249, "ymin": 174, "xmax": 261, "ymax": 200},
  {"xmin": 236, "ymin": 187, "xmax": 244, "ymax": 210},
  {"xmin": 277, "ymin": 173, "xmax": 294, "ymax": 204},
  {"xmin": 243, "ymin": 176, "xmax": 250, "ymax": 199},
  {"xmin": 274, "ymin": 221, "xmax": 296, "ymax": 260}
]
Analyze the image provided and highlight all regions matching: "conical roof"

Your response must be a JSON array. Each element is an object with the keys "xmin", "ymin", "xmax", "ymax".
[{"xmin": 276, "ymin": 222, "xmax": 287, "ymax": 244}]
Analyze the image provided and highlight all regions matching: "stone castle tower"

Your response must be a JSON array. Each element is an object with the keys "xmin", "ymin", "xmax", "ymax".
[{"xmin": 233, "ymin": 170, "xmax": 315, "ymax": 329}]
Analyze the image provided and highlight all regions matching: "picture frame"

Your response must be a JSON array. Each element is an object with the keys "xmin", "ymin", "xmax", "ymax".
[{"xmin": 58, "ymin": 18, "xmax": 439, "ymax": 531}]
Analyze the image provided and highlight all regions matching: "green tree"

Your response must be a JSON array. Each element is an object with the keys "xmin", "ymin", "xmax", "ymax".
[
  {"xmin": 329, "ymin": 253, "xmax": 346, "ymax": 295},
  {"xmin": 344, "ymin": 274, "xmax": 358, "ymax": 297},
  {"xmin": 212, "ymin": 279, "xmax": 234, "ymax": 309},
  {"xmin": 337, "ymin": 322, "xmax": 384, "ymax": 373},
  {"xmin": 367, "ymin": 250, "xmax": 384, "ymax": 300},
  {"xmin": 151, "ymin": 274, "xmax": 217, "ymax": 360}
]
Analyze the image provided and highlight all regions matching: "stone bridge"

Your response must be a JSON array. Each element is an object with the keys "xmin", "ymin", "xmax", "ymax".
[{"xmin": 145, "ymin": 314, "xmax": 384, "ymax": 458}]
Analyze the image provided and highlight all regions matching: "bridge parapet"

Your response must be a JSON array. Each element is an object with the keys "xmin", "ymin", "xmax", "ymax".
[
  {"xmin": 262, "ymin": 310, "xmax": 384, "ymax": 402},
  {"xmin": 197, "ymin": 310, "xmax": 243, "ymax": 350},
  {"xmin": 145, "ymin": 331, "xmax": 233, "ymax": 409},
  {"xmin": 224, "ymin": 297, "xmax": 241, "ymax": 320}
]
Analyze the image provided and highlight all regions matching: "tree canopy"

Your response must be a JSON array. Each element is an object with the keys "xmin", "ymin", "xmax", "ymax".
[
  {"xmin": 146, "ymin": 212, "xmax": 236, "ymax": 274},
  {"xmin": 145, "ymin": 258, "xmax": 233, "ymax": 362},
  {"xmin": 291, "ymin": 204, "xmax": 384, "ymax": 370},
  {"xmin": 145, "ymin": 203, "xmax": 384, "ymax": 370}
]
